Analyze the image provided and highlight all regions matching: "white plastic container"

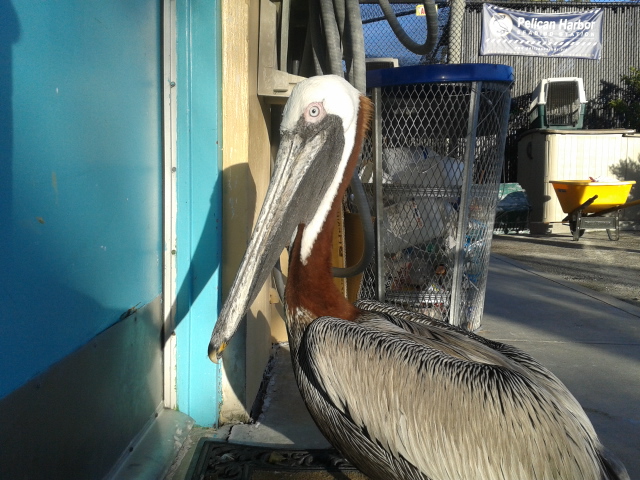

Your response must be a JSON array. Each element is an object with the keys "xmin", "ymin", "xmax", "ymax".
[{"xmin": 517, "ymin": 129, "xmax": 638, "ymax": 228}]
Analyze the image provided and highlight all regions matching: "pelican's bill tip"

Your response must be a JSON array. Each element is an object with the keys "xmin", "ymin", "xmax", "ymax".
[{"xmin": 208, "ymin": 341, "xmax": 226, "ymax": 364}]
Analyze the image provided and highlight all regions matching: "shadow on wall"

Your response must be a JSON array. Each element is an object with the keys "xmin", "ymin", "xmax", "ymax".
[
  {"xmin": 167, "ymin": 162, "xmax": 265, "ymax": 417},
  {"xmin": 169, "ymin": 162, "xmax": 256, "ymax": 332},
  {"xmin": 172, "ymin": 173, "xmax": 223, "ymax": 331},
  {"xmin": 611, "ymin": 156, "xmax": 640, "ymax": 227}
]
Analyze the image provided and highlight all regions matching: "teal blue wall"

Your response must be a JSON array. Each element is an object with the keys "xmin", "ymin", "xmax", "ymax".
[
  {"xmin": 0, "ymin": 0, "xmax": 223, "ymax": 427},
  {"xmin": 174, "ymin": 0, "xmax": 223, "ymax": 427},
  {"xmin": 0, "ymin": 1, "xmax": 163, "ymax": 399}
]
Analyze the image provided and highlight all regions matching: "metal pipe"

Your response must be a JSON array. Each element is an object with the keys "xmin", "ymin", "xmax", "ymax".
[
  {"xmin": 448, "ymin": 0, "xmax": 464, "ymax": 63},
  {"xmin": 372, "ymin": 87, "xmax": 386, "ymax": 302},
  {"xmin": 449, "ymin": 81, "xmax": 482, "ymax": 327}
]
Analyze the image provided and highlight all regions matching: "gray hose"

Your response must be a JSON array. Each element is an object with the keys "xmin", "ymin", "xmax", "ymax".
[
  {"xmin": 334, "ymin": 0, "xmax": 346, "ymax": 39},
  {"xmin": 302, "ymin": 0, "xmax": 438, "ymax": 79},
  {"xmin": 306, "ymin": 0, "xmax": 326, "ymax": 75},
  {"xmin": 377, "ymin": 0, "xmax": 439, "ymax": 56},
  {"xmin": 272, "ymin": 260, "xmax": 286, "ymax": 306},
  {"xmin": 304, "ymin": 0, "xmax": 365, "ymax": 93},
  {"xmin": 345, "ymin": 0, "xmax": 366, "ymax": 93},
  {"xmin": 319, "ymin": 0, "xmax": 344, "ymax": 75}
]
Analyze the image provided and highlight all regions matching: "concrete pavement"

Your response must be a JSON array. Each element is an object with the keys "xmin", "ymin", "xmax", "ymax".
[{"xmin": 483, "ymin": 254, "xmax": 640, "ymax": 478}]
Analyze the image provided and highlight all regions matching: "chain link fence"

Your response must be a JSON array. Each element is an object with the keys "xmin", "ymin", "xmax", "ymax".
[{"xmin": 361, "ymin": 1, "xmax": 640, "ymax": 181}]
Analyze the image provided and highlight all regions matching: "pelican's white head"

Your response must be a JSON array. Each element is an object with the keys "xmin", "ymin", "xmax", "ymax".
[
  {"xmin": 281, "ymin": 75, "xmax": 363, "ymax": 264},
  {"xmin": 208, "ymin": 75, "xmax": 367, "ymax": 362},
  {"xmin": 281, "ymin": 75, "xmax": 362, "ymax": 134}
]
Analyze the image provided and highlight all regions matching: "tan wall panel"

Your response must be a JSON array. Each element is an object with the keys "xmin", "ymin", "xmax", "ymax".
[
  {"xmin": 245, "ymin": 0, "xmax": 284, "ymax": 415},
  {"xmin": 220, "ymin": 0, "xmax": 251, "ymax": 423},
  {"xmin": 219, "ymin": 0, "xmax": 286, "ymax": 422}
]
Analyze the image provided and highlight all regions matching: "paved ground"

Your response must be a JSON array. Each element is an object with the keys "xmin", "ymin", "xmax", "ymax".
[
  {"xmin": 482, "ymin": 256, "xmax": 640, "ymax": 479},
  {"xmin": 491, "ymin": 227, "xmax": 640, "ymax": 309}
]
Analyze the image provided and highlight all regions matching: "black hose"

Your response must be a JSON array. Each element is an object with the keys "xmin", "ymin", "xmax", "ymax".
[
  {"xmin": 272, "ymin": 169, "xmax": 375, "ymax": 296},
  {"xmin": 272, "ymin": 169, "xmax": 375, "ymax": 300},
  {"xmin": 377, "ymin": 0, "xmax": 439, "ymax": 56},
  {"xmin": 307, "ymin": 0, "xmax": 326, "ymax": 75},
  {"xmin": 332, "ymin": 172, "xmax": 375, "ymax": 278}
]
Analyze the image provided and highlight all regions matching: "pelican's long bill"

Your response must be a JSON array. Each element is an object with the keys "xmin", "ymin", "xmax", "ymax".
[{"xmin": 208, "ymin": 84, "xmax": 350, "ymax": 362}]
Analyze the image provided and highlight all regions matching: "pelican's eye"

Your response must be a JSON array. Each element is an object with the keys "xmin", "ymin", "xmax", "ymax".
[{"xmin": 304, "ymin": 102, "xmax": 326, "ymax": 123}]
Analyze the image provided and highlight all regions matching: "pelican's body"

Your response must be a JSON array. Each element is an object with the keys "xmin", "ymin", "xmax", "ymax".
[{"xmin": 209, "ymin": 75, "xmax": 628, "ymax": 480}]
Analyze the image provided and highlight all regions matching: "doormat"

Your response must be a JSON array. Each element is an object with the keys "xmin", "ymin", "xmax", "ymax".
[{"xmin": 186, "ymin": 439, "xmax": 369, "ymax": 479}]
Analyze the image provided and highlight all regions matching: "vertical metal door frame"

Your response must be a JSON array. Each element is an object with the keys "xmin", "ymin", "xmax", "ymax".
[
  {"xmin": 163, "ymin": 0, "xmax": 179, "ymax": 412},
  {"xmin": 164, "ymin": 0, "xmax": 223, "ymax": 427}
]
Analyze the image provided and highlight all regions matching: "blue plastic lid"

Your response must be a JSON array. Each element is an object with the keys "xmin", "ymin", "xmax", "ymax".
[{"xmin": 366, "ymin": 63, "xmax": 514, "ymax": 88}]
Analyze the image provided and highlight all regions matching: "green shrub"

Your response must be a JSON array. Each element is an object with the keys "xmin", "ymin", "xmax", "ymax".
[{"xmin": 609, "ymin": 67, "xmax": 640, "ymax": 131}]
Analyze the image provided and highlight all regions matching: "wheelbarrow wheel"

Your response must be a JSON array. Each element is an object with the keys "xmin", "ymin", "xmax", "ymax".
[{"xmin": 569, "ymin": 220, "xmax": 585, "ymax": 239}]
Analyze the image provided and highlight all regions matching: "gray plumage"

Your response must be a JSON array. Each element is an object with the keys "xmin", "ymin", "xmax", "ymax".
[{"xmin": 286, "ymin": 299, "xmax": 629, "ymax": 480}]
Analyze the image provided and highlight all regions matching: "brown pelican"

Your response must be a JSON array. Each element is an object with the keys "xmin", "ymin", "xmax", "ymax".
[{"xmin": 208, "ymin": 75, "xmax": 629, "ymax": 480}]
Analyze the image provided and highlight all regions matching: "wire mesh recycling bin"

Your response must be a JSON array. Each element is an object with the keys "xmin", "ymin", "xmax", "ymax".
[{"xmin": 356, "ymin": 64, "xmax": 513, "ymax": 330}]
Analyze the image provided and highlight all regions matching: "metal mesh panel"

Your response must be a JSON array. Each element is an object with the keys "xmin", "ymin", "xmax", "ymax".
[
  {"xmin": 360, "ymin": 2, "xmax": 640, "ymax": 181},
  {"xmin": 355, "ymin": 80, "xmax": 511, "ymax": 330}
]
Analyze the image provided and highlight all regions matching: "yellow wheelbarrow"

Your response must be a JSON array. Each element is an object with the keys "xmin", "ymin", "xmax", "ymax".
[{"xmin": 550, "ymin": 180, "xmax": 638, "ymax": 241}]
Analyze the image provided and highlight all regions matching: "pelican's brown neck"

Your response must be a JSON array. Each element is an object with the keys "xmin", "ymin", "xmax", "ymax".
[{"xmin": 286, "ymin": 95, "xmax": 373, "ymax": 323}]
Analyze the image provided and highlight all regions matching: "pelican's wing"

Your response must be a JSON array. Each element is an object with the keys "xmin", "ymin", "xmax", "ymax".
[
  {"xmin": 301, "ymin": 314, "xmax": 604, "ymax": 480},
  {"xmin": 357, "ymin": 299, "xmax": 551, "ymax": 367},
  {"xmin": 355, "ymin": 299, "xmax": 598, "ymax": 432}
]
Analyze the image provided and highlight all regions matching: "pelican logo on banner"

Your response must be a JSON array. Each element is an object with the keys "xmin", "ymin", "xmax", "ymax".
[{"xmin": 481, "ymin": 4, "xmax": 603, "ymax": 59}]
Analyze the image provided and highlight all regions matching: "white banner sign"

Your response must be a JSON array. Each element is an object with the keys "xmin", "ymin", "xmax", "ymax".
[{"xmin": 481, "ymin": 4, "xmax": 603, "ymax": 60}]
